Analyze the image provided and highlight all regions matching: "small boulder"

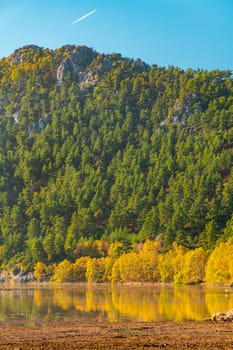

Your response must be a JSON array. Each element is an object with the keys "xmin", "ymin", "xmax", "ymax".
[
  {"xmin": 225, "ymin": 310, "xmax": 233, "ymax": 321},
  {"xmin": 212, "ymin": 312, "xmax": 226, "ymax": 321},
  {"xmin": 212, "ymin": 310, "xmax": 233, "ymax": 321}
]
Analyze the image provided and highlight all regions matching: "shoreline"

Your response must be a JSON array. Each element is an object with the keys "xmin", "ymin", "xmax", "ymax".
[
  {"xmin": 0, "ymin": 280, "xmax": 232, "ymax": 289},
  {"xmin": 0, "ymin": 320, "xmax": 232, "ymax": 349}
]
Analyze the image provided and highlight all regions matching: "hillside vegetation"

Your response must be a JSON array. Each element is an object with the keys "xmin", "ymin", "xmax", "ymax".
[{"xmin": 0, "ymin": 45, "xmax": 233, "ymax": 280}]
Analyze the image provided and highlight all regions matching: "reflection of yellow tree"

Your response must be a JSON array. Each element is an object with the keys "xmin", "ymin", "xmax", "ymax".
[
  {"xmin": 111, "ymin": 286, "xmax": 159, "ymax": 321},
  {"xmin": 205, "ymin": 288, "xmax": 233, "ymax": 316},
  {"xmin": 73, "ymin": 285, "xmax": 162, "ymax": 322},
  {"xmin": 85, "ymin": 288, "xmax": 111, "ymax": 312},
  {"xmin": 53, "ymin": 289, "xmax": 74, "ymax": 310},
  {"xmin": 0, "ymin": 285, "xmax": 231, "ymax": 323},
  {"xmin": 84, "ymin": 286, "xmax": 118, "ymax": 321},
  {"xmin": 48, "ymin": 285, "xmax": 211, "ymax": 321},
  {"xmin": 73, "ymin": 293, "xmax": 89, "ymax": 312},
  {"xmin": 34, "ymin": 289, "xmax": 44, "ymax": 309},
  {"xmin": 158, "ymin": 286, "xmax": 208, "ymax": 321}
]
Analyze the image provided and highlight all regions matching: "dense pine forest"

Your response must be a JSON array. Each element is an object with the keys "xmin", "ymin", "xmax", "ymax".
[{"xmin": 0, "ymin": 44, "xmax": 233, "ymax": 283}]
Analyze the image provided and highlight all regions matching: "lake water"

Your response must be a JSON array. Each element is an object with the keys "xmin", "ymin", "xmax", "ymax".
[{"xmin": 0, "ymin": 284, "xmax": 232, "ymax": 326}]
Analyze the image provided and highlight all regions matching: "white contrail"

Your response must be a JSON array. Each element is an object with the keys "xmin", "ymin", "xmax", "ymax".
[{"xmin": 69, "ymin": 9, "xmax": 96, "ymax": 26}]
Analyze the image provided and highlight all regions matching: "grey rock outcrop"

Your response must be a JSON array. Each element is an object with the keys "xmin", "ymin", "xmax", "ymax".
[
  {"xmin": 8, "ymin": 45, "xmax": 45, "ymax": 65},
  {"xmin": 56, "ymin": 47, "xmax": 149, "ymax": 89},
  {"xmin": 173, "ymin": 93, "xmax": 202, "ymax": 118},
  {"xmin": 56, "ymin": 46, "xmax": 97, "ymax": 85},
  {"xmin": 28, "ymin": 114, "xmax": 52, "ymax": 134}
]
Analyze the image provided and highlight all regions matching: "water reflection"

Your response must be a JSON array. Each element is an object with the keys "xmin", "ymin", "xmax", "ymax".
[{"xmin": 0, "ymin": 284, "xmax": 232, "ymax": 325}]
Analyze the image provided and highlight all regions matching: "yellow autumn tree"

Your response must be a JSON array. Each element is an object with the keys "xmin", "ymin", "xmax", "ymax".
[
  {"xmin": 90, "ymin": 240, "xmax": 109, "ymax": 257},
  {"xmin": 182, "ymin": 247, "xmax": 207, "ymax": 284},
  {"xmin": 52, "ymin": 259, "xmax": 74, "ymax": 282},
  {"xmin": 205, "ymin": 238, "xmax": 233, "ymax": 283},
  {"xmin": 158, "ymin": 249, "xmax": 176, "ymax": 282},
  {"xmin": 34, "ymin": 261, "xmax": 48, "ymax": 281},
  {"xmin": 111, "ymin": 240, "xmax": 160, "ymax": 283},
  {"xmin": 139, "ymin": 240, "xmax": 161, "ymax": 281},
  {"xmin": 103, "ymin": 256, "xmax": 115, "ymax": 282},
  {"xmin": 73, "ymin": 256, "xmax": 90, "ymax": 281},
  {"xmin": 111, "ymin": 258, "xmax": 121, "ymax": 283},
  {"xmin": 170, "ymin": 243, "xmax": 188, "ymax": 284},
  {"xmin": 108, "ymin": 241, "xmax": 124, "ymax": 258},
  {"xmin": 86, "ymin": 257, "xmax": 108, "ymax": 283},
  {"xmin": 74, "ymin": 241, "xmax": 89, "ymax": 258},
  {"xmin": 111, "ymin": 252, "xmax": 143, "ymax": 282},
  {"xmin": 118, "ymin": 252, "xmax": 141, "ymax": 282}
]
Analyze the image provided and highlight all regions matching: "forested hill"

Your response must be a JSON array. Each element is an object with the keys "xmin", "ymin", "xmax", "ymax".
[{"xmin": 0, "ymin": 44, "xmax": 233, "ymax": 268}]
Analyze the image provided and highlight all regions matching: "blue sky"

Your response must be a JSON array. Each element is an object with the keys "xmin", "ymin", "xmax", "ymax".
[{"xmin": 0, "ymin": 0, "xmax": 233, "ymax": 70}]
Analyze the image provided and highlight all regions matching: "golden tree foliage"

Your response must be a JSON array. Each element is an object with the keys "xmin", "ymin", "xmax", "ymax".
[
  {"xmin": 158, "ymin": 243, "xmax": 188, "ymax": 284},
  {"xmin": 172, "ymin": 243, "xmax": 188, "ymax": 284},
  {"xmin": 108, "ymin": 242, "xmax": 124, "ymax": 258},
  {"xmin": 111, "ymin": 240, "xmax": 160, "ymax": 283},
  {"xmin": 32, "ymin": 239, "xmax": 233, "ymax": 285},
  {"xmin": 103, "ymin": 257, "xmax": 115, "ymax": 281},
  {"xmin": 111, "ymin": 258, "xmax": 121, "ymax": 283},
  {"xmin": 158, "ymin": 250, "xmax": 176, "ymax": 282},
  {"xmin": 205, "ymin": 238, "xmax": 233, "ymax": 283},
  {"xmin": 139, "ymin": 240, "xmax": 161, "ymax": 281},
  {"xmin": 52, "ymin": 259, "xmax": 74, "ymax": 282},
  {"xmin": 90, "ymin": 240, "xmax": 109, "ymax": 257},
  {"xmin": 73, "ymin": 256, "xmax": 90, "ymax": 281},
  {"xmin": 74, "ymin": 241, "xmax": 89, "ymax": 258},
  {"xmin": 86, "ymin": 257, "xmax": 110, "ymax": 282},
  {"xmin": 182, "ymin": 248, "xmax": 207, "ymax": 284},
  {"xmin": 116, "ymin": 252, "xmax": 140, "ymax": 282},
  {"xmin": 34, "ymin": 261, "xmax": 48, "ymax": 281}
]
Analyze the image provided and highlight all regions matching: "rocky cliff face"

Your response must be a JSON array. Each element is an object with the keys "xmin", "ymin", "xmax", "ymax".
[
  {"xmin": 55, "ymin": 46, "xmax": 149, "ymax": 88},
  {"xmin": 8, "ymin": 45, "xmax": 48, "ymax": 65},
  {"xmin": 6, "ymin": 44, "xmax": 149, "ymax": 91},
  {"xmin": 56, "ymin": 46, "xmax": 98, "ymax": 85}
]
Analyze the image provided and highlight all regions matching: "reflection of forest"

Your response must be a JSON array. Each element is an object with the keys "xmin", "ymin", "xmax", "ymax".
[
  {"xmin": 0, "ymin": 285, "xmax": 232, "ymax": 323},
  {"xmin": 157, "ymin": 286, "xmax": 209, "ymax": 321},
  {"xmin": 205, "ymin": 289, "xmax": 233, "ymax": 316}
]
